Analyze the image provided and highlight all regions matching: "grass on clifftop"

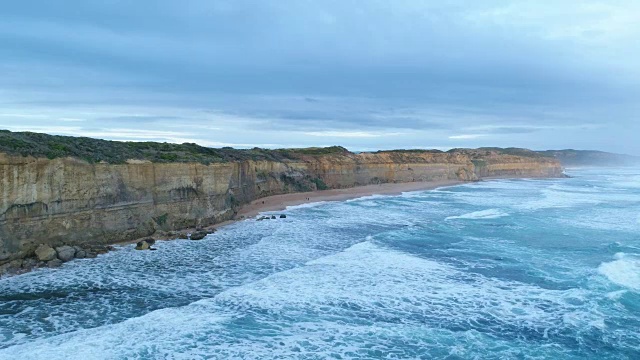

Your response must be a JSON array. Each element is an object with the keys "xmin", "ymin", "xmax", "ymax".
[
  {"xmin": 0, "ymin": 130, "xmax": 352, "ymax": 164},
  {"xmin": 448, "ymin": 147, "xmax": 544, "ymax": 158},
  {"xmin": 0, "ymin": 130, "xmax": 557, "ymax": 164}
]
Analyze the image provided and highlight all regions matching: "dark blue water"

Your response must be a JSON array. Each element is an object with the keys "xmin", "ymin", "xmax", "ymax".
[{"xmin": 1, "ymin": 168, "xmax": 639, "ymax": 359}]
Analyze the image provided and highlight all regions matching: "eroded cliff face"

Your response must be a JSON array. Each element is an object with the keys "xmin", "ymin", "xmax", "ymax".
[{"xmin": 0, "ymin": 151, "xmax": 562, "ymax": 263}]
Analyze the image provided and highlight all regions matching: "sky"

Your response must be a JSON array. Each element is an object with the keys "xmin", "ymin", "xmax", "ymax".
[{"xmin": 1, "ymin": 1, "xmax": 639, "ymax": 154}]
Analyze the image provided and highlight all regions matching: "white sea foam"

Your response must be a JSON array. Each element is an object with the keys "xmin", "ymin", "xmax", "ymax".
[
  {"xmin": 516, "ymin": 187, "xmax": 602, "ymax": 211},
  {"xmin": 400, "ymin": 190, "xmax": 430, "ymax": 198},
  {"xmin": 471, "ymin": 180, "xmax": 532, "ymax": 190},
  {"xmin": 559, "ymin": 207, "xmax": 640, "ymax": 232},
  {"xmin": 215, "ymin": 241, "xmax": 601, "ymax": 334},
  {"xmin": 284, "ymin": 201, "xmax": 329, "ymax": 211},
  {"xmin": 0, "ymin": 301, "xmax": 233, "ymax": 360},
  {"xmin": 0, "ymin": 241, "xmax": 606, "ymax": 359},
  {"xmin": 598, "ymin": 253, "xmax": 640, "ymax": 291},
  {"xmin": 345, "ymin": 194, "xmax": 389, "ymax": 202},
  {"xmin": 445, "ymin": 209, "xmax": 509, "ymax": 220},
  {"xmin": 605, "ymin": 290, "xmax": 627, "ymax": 300},
  {"xmin": 2, "ymin": 167, "xmax": 639, "ymax": 358}
]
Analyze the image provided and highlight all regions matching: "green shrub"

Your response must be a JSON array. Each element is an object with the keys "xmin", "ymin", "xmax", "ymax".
[
  {"xmin": 311, "ymin": 177, "xmax": 328, "ymax": 190},
  {"xmin": 159, "ymin": 153, "xmax": 179, "ymax": 162},
  {"xmin": 256, "ymin": 170, "xmax": 270, "ymax": 180},
  {"xmin": 0, "ymin": 129, "xmax": 360, "ymax": 164},
  {"xmin": 471, "ymin": 159, "xmax": 487, "ymax": 168},
  {"xmin": 153, "ymin": 213, "xmax": 169, "ymax": 225}
]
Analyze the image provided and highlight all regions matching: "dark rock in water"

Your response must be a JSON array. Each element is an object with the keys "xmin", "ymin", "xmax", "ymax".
[
  {"xmin": 190, "ymin": 231, "xmax": 208, "ymax": 240},
  {"xmin": 85, "ymin": 253, "xmax": 97, "ymax": 258},
  {"xmin": 135, "ymin": 241, "xmax": 148, "ymax": 250},
  {"xmin": 271, "ymin": 215, "xmax": 276, "ymax": 219},
  {"xmin": 135, "ymin": 238, "xmax": 156, "ymax": 250},
  {"xmin": 206, "ymin": 227, "xmax": 217, "ymax": 234},
  {"xmin": 90, "ymin": 245, "xmax": 111, "ymax": 255},
  {"xmin": 280, "ymin": 214, "xmax": 287, "ymax": 218},
  {"xmin": 35, "ymin": 244, "xmax": 57, "ymax": 262},
  {"xmin": 56, "ymin": 245, "xmax": 76, "ymax": 262},
  {"xmin": 0, "ymin": 259, "xmax": 23, "ymax": 276},
  {"xmin": 71, "ymin": 246, "xmax": 87, "ymax": 258},
  {"xmin": 47, "ymin": 259, "xmax": 63, "ymax": 268}
]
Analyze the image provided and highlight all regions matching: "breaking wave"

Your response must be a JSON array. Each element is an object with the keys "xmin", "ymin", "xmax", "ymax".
[
  {"xmin": 445, "ymin": 209, "xmax": 509, "ymax": 220},
  {"xmin": 1, "ymin": 167, "xmax": 639, "ymax": 359}
]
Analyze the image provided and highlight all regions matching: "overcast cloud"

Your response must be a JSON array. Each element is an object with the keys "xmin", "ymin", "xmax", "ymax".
[{"xmin": 1, "ymin": 1, "xmax": 639, "ymax": 153}]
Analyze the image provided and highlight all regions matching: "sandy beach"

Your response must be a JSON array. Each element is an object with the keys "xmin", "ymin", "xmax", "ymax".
[
  {"xmin": 122, "ymin": 180, "xmax": 466, "ymax": 245},
  {"xmin": 236, "ymin": 179, "xmax": 465, "ymax": 219}
]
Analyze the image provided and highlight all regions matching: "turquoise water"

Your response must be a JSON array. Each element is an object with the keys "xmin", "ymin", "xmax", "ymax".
[{"xmin": 1, "ymin": 168, "xmax": 639, "ymax": 359}]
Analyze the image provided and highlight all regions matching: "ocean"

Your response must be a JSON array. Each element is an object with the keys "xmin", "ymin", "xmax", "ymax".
[{"xmin": 0, "ymin": 167, "xmax": 639, "ymax": 359}]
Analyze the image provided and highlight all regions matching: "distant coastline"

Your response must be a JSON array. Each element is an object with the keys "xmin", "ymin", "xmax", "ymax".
[{"xmin": 0, "ymin": 130, "xmax": 566, "ymax": 277}]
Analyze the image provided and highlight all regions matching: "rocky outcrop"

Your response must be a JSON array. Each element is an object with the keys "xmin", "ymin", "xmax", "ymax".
[
  {"xmin": 35, "ymin": 244, "xmax": 57, "ymax": 261},
  {"xmin": 0, "ymin": 243, "xmax": 106, "ymax": 276},
  {"xmin": 56, "ymin": 245, "xmax": 76, "ymax": 262},
  {"xmin": 0, "ymin": 147, "xmax": 563, "ymax": 266},
  {"xmin": 135, "ymin": 238, "xmax": 155, "ymax": 250},
  {"xmin": 189, "ymin": 231, "xmax": 208, "ymax": 241}
]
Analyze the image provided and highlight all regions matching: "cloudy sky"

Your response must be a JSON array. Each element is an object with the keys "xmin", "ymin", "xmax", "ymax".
[{"xmin": 1, "ymin": 1, "xmax": 639, "ymax": 153}]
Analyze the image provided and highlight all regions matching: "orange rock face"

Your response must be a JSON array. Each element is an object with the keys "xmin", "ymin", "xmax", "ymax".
[{"xmin": 0, "ymin": 150, "xmax": 562, "ymax": 263}]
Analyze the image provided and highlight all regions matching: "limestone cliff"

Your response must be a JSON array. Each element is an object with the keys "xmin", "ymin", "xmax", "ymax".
[{"xmin": 0, "ymin": 144, "xmax": 563, "ymax": 265}]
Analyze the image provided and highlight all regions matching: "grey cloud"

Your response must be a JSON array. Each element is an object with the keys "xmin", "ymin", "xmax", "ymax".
[
  {"xmin": 95, "ymin": 116, "xmax": 183, "ymax": 123},
  {"xmin": 480, "ymin": 127, "xmax": 542, "ymax": 135},
  {"xmin": 0, "ymin": 1, "xmax": 638, "ymax": 154}
]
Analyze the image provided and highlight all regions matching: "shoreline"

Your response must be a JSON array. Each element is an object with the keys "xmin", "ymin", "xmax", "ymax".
[
  {"xmin": 236, "ymin": 179, "xmax": 465, "ymax": 219},
  {"xmin": 0, "ymin": 176, "xmax": 557, "ymax": 277},
  {"xmin": 206, "ymin": 175, "xmax": 564, "ymax": 229},
  {"xmin": 123, "ymin": 179, "xmax": 467, "ymax": 245},
  {"xmin": 135, "ymin": 175, "xmax": 565, "ymax": 244},
  {"xmin": 131, "ymin": 175, "xmax": 566, "ymax": 244}
]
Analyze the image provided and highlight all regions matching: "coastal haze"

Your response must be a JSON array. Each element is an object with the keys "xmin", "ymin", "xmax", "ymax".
[{"xmin": 1, "ymin": 1, "xmax": 640, "ymax": 360}]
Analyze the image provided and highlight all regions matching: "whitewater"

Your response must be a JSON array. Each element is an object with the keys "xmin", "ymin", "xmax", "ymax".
[{"xmin": 1, "ymin": 167, "xmax": 639, "ymax": 359}]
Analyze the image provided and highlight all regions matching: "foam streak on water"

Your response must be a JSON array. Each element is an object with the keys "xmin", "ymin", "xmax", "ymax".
[{"xmin": 1, "ymin": 168, "xmax": 640, "ymax": 359}]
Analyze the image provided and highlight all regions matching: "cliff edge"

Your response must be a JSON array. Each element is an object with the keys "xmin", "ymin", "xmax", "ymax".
[{"xmin": 0, "ymin": 131, "xmax": 563, "ymax": 268}]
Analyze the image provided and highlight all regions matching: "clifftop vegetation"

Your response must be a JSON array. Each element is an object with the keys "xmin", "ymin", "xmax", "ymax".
[
  {"xmin": 448, "ymin": 147, "xmax": 544, "ymax": 158},
  {"xmin": 0, "ymin": 129, "xmax": 560, "ymax": 164},
  {"xmin": 0, "ymin": 130, "xmax": 351, "ymax": 164}
]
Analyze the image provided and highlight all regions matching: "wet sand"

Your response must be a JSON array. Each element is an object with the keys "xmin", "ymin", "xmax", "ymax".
[
  {"xmin": 125, "ymin": 180, "xmax": 467, "ymax": 245},
  {"xmin": 236, "ymin": 180, "xmax": 465, "ymax": 219}
]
